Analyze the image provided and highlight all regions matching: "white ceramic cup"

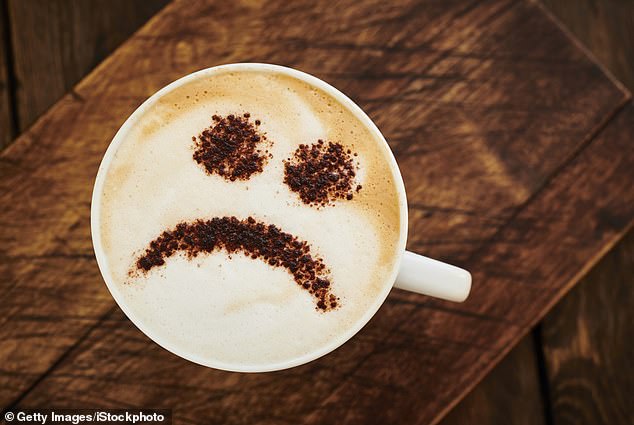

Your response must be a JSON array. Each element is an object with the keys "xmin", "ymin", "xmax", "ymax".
[{"xmin": 91, "ymin": 63, "xmax": 471, "ymax": 372}]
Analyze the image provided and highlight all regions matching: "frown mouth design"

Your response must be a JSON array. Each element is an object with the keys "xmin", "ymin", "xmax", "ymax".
[{"xmin": 134, "ymin": 216, "xmax": 339, "ymax": 311}]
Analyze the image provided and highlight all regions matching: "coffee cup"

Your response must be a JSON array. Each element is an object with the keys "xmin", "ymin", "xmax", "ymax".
[{"xmin": 91, "ymin": 63, "xmax": 471, "ymax": 372}]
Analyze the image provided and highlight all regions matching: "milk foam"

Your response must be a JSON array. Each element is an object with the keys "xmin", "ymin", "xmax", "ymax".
[{"xmin": 96, "ymin": 67, "xmax": 404, "ymax": 369}]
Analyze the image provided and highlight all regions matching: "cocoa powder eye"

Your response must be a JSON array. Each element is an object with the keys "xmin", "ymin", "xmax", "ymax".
[
  {"xmin": 283, "ymin": 140, "xmax": 362, "ymax": 207},
  {"xmin": 192, "ymin": 113, "xmax": 272, "ymax": 181}
]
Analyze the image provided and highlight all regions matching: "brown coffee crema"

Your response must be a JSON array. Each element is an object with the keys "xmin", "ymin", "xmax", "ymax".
[{"xmin": 134, "ymin": 216, "xmax": 339, "ymax": 311}]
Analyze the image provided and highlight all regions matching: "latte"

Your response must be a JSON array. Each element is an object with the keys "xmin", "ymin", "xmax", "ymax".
[{"xmin": 93, "ymin": 65, "xmax": 405, "ymax": 370}]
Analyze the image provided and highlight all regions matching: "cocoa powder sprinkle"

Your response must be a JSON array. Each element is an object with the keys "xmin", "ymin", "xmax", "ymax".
[
  {"xmin": 284, "ymin": 140, "xmax": 361, "ymax": 207},
  {"xmin": 192, "ymin": 114, "xmax": 271, "ymax": 181},
  {"xmin": 134, "ymin": 216, "xmax": 339, "ymax": 311}
]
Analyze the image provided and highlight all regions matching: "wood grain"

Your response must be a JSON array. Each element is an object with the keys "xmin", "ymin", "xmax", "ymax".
[
  {"xmin": 440, "ymin": 336, "xmax": 547, "ymax": 425},
  {"xmin": 0, "ymin": 0, "xmax": 15, "ymax": 149},
  {"xmin": 535, "ymin": 3, "xmax": 634, "ymax": 425},
  {"xmin": 539, "ymin": 231, "xmax": 634, "ymax": 425},
  {"xmin": 7, "ymin": 0, "xmax": 169, "ymax": 132},
  {"xmin": 0, "ymin": 0, "xmax": 632, "ymax": 424},
  {"xmin": 541, "ymin": 0, "xmax": 634, "ymax": 91}
]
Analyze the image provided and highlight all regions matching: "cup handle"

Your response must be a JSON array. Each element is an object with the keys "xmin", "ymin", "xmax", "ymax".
[{"xmin": 394, "ymin": 251, "xmax": 472, "ymax": 302}]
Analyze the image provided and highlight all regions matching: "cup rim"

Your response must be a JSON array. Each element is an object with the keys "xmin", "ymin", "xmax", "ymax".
[{"xmin": 90, "ymin": 62, "xmax": 409, "ymax": 372}]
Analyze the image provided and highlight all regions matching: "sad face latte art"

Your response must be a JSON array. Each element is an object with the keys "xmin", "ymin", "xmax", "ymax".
[{"xmin": 95, "ymin": 66, "xmax": 403, "ymax": 369}]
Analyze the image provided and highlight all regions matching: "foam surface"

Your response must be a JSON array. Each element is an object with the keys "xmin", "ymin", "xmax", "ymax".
[{"xmin": 96, "ymin": 67, "xmax": 404, "ymax": 369}]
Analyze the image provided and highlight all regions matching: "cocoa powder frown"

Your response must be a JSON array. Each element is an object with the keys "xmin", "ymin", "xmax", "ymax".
[{"xmin": 135, "ymin": 216, "xmax": 339, "ymax": 311}]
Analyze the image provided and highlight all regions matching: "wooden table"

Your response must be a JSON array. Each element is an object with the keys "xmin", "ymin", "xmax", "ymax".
[{"xmin": 1, "ymin": 1, "xmax": 633, "ymax": 424}]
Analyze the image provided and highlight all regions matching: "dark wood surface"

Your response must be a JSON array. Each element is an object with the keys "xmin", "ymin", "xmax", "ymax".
[
  {"xmin": 441, "ymin": 337, "xmax": 547, "ymax": 425},
  {"xmin": 541, "ymin": 0, "xmax": 634, "ymax": 91},
  {"xmin": 0, "ymin": 0, "xmax": 633, "ymax": 424},
  {"xmin": 0, "ymin": 1, "xmax": 15, "ymax": 148},
  {"xmin": 444, "ymin": 4, "xmax": 634, "ymax": 424},
  {"xmin": 540, "ymin": 230, "xmax": 634, "ymax": 425},
  {"xmin": 6, "ymin": 0, "xmax": 169, "ymax": 133},
  {"xmin": 532, "ymin": 3, "xmax": 634, "ymax": 425}
]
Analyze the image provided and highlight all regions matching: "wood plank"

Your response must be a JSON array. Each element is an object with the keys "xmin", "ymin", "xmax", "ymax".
[
  {"xmin": 449, "ymin": 1, "xmax": 634, "ymax": 421},
  {"xmin": 7, "ymin": 0, "xmax": 169, "ymax": 132},
  {"xmin": 0, "ymin": 0, "xmax": 15, "ymax": 149},
  {"xmin": 535, "ymin": 3, "xmax": 634, "ymax": 425},
  {"xmin": 0, "ymin": 0, "xmax": 631, "ymax": 423},
  {"xmin": 453, "ymin": 102, "xmax": 634, "ymax": 324},
  {"xmin": 539, "ymin": 230, "xmax": 634, "ymax": 425},
  {"xmin": 440, "ymin": 336, "xmax": 547, "ymax": 425},
  {"xmin": 452, "ymin": 0, "xmax": 634, "ymax": 419},
  {"xmin": 540, "ymin": 0, "xmax": 634, "ymax": 91}
]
